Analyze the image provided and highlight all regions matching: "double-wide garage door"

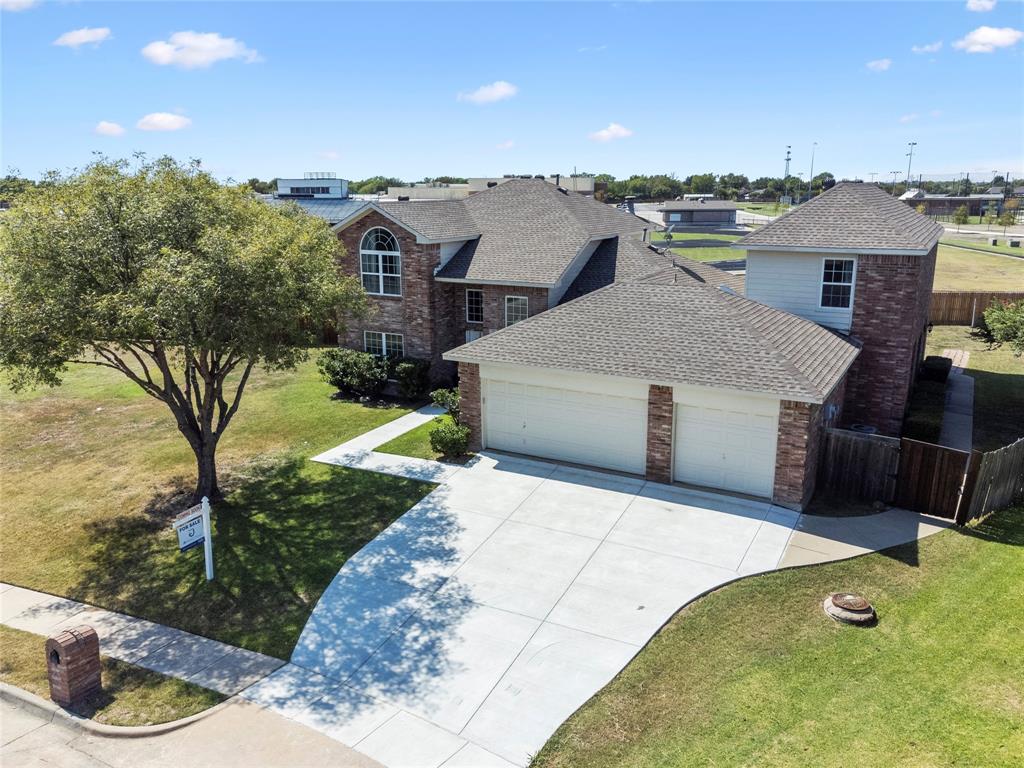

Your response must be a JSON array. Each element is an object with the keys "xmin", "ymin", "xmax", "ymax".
[{"xmin": 482, "ymin": 378, "xmax": 647, "ymax": 474}]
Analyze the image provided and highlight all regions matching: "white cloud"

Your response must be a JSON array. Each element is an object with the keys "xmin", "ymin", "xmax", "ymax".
[
  {"xmin": 911, "ymin": 41, "xmax": 942, "ymax": 54},
  {"xmin": 966, "ymin": 0, "xmax": 996, "ymax": 12},
  {"xmin": 866, "ymin": 58, "xmax": 892, "ymax": 72},
  {"xmin": 319, "ymin": 150, "xmax": 341, "ymax": 161},
  {"xmin": 899, "ymin": 113, "xmax": 919, "ymax": 124},
  {"xmin": 953, "ymin": 26, "xmax": 1022, "ymax": 53},
  {"xmin": 136, "ymin": 112, "xmax": 192, "ymax": 131},
  {"xmin": 457, "ymin": 81, "xmax": 518, "ymax": 104},
  {"xmin": 141, "ymin": 31, "xmax": 261, "ymax": 69},
  {"xmin": 0, "ymin": 0, "xmax": 39, "ymax": 11},
  {"xmin": 54, "ymin": 27, "xmax": 112, "ymax": 49},
  {"xmin": 589, "ymin": 122, "xmax": 633, "ymax": 142},
  {"xmin": 94, "ymin": 121, "xmax": 125, "ymax": 136},
  {"xmin": 495, "ymin": 139, "xmax": 515, "ymax": 150}
]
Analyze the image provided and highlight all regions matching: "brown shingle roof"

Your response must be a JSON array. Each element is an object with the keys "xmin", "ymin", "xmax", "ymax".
[
  {"xmin": 735, "ymin": 182, "xmax": 944, "ymax": 252},
  {"xmin": 445, "ymin": 261, "xmax": 858, "ymax": 402},
  {"xmin": 558, "ymin": 236, "xmax": 676, "ymax": 303}
]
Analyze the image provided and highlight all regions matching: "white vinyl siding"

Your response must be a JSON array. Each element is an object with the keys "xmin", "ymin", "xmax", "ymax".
[{"xmin": 744, "ymin": 250, "xmax": 856, "ymax": 332}]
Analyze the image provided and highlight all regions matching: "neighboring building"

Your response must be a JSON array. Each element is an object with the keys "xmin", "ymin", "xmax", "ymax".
[
  {"xmin": 899, "ymin": 189, "xmax": 1003, "ymax": 216},
  {"xmin": 657, "ymin": 199, "xmax": 737, "ymax": 228},
  {"xmin": 444, "ymin": 182, "xmax": 942, "ymax": 510},
  {"xmin": 330, "ymin": 178, "xmax": 660, "ymax": 374},
  {"xmin": 386, "ymin": 175, "xmax": 601, "ymax": 200},
  {"xmin": 265, "ymin": 172, "xmax": 366, "ymax": 225}
]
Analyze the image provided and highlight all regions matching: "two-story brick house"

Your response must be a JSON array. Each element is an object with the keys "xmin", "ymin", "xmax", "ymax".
[
  {"xmin": 444, "ymin": 182, "xmax": 943, "ymax": 510},
  {"xmin": 331, "ymin": 178, "xmax": 665, "ymax": 376}
]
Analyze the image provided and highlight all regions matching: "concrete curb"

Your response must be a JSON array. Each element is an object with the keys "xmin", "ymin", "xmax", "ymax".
[{"xmin": 0, "ymin": 681, "xmax": 234, "ymax": 738}]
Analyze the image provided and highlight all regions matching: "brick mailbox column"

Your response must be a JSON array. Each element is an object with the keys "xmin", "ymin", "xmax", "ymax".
[{"xmin": 46, "ymin": 626, "xmax": 101, "ymax": 707}]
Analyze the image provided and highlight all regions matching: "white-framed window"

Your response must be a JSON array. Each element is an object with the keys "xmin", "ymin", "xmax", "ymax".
[
  {"xmin": 820, "ymin": 258, "xmax": 855, "ymax": 309},
  {"xmin": 360, "ymin": 227, "xmax": 401, "ymax": 296},
  {"xmin": 505, "ymin": 295, "xmax": 529, "ymax": 327},
  {"xmin": 668, "ymin": 212, "xmax": 682, "ymax": 222},
  {"xmin": 363, "ymin": 331, "xmax": 404, "ymax": 359},
  {"xmin": 466, "ymin": 289, "xmax": 484, "ymax": 323},
  {"xmin": 465, "ymin": 329, "xmax": 483, "ymax": 343}
]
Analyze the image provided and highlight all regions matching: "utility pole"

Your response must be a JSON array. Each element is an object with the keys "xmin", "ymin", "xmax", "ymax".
[
  {"xmin": 783, "ymin": 145, "xmax": 791, "ymax": 200},
  {"xmin": 869, "ymin": 172, "xmax": 878, "ymax": 184},
  {"xmin": 890, "ymin": 170, "xmax": 900, "ymax": 196},
  {"xmin": 905, "ymin": 141, "xmax": 917, "ymax": 188},
  {"xmin": 807, "ymin": 142, "xmax": 817, "ymax": 200}
]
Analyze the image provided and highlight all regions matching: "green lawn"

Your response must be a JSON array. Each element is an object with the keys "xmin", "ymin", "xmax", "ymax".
[
  {"xmin": 933, "ymin": 244, "xmax": 1024, "ymax": 290},
  {"xmin": 375, "ymin": 413, "xmax": 470, "ymax": 463},
  {"xmin": 736, "ymin": 202, "xmax": 790, "ymax": 217},
  {"xmin": 0, "ymin": 356, "xmax": 433, "ymax": 659},
  {"xmin": 925, "ymin": 326, "xmax": 1024, "ymax": 452},
  {"xmin": 534, "ymin": 508, "xmax": 1024, "ymax": 768},
  {"xmin": 1, "ymin": 624, "xmax": 225, "ymax": 726},
  {"xmin": 650, "ymin": 232, "xmax": 740, "ymax": 244},
  {"xmin": 942, "ymin": 238, "xmax": 1024, "ymax": 259}
]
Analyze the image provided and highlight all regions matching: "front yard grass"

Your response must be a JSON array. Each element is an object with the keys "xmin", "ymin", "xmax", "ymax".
[
  {"xmin": 925, "ymin": 326, "xmax": 1024, "ymax": 452},
  {"xmin": 375, "ymin": 413, "xmax": 470, "ymax": 463},
  {"xmin": 0, "ymin": 624, "xmax": 225, "ymax": 726},
  {"xmin": 533, "ymin": 507, "xmax": 1024, "ymax": 768},
  {"xmin": 0, "ymin": 356, "xmax": 433, "ymax": 659},
  {"xmin": 942, "ymin": 238, "xmax": 1024, "ymax": 259},
  {"xmin": 933, "ymin": 245, "xmax": 1024, "ymax": 290}
]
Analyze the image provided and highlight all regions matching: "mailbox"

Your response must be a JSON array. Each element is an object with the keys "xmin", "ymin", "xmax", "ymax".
[{"xmin": 45, "ymin": 625, "xmax": 101, "ymax": 707}]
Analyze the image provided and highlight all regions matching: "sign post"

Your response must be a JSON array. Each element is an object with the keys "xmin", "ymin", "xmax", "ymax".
[{"xmin": 172, "ymin": 496, "xmax": 214, "ymax": 581}]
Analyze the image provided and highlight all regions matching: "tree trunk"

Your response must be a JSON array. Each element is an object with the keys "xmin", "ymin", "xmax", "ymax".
[{"xmin": 193, "ymin": 439, "xmax": 222, "ymax": 504}]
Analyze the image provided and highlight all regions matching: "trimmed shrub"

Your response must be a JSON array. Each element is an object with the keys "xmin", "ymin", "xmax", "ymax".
[
  {"xmin": 317, "ymin": 348, "xmax": 388, "ymax": 397},
  {"xmin": 393, "ymin": 357, "xmax": 432, "ymax": 400},
  {"xmin": 430, "ymin": 387, "xmax": 461, "ymax": 424},
  {"xmin": 429, "ymin": 419, "xmax": 470, "ymax": 457}
]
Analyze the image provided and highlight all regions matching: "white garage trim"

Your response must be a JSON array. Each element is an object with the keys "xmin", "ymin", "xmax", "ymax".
[
  {"xmin": 479, "ymin": 367, "xmax": 648, "ymax": 475},
  {"xmin": 672, "ymin": 387, "xmax": 780, "ymax": 498}
]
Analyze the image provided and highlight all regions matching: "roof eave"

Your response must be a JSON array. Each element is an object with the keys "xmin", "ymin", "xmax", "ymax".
[
  {"xmin": 734, "ymin": 243, "xmax": 936, "ymax": 256},
  {"xmin": 331, "ymin": 203, "xmax": 481, "ymax": 244},
  {"xmin": 434, "ymin": 276, "xmax": 554, "ymax": 289}
]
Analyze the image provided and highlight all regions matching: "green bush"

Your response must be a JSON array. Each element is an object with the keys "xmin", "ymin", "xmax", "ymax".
[
  {"xmin": 982, "ymin": 299, "xmax": 1024, "ymax": 356},
  {"xmin": 317, "ymin": 348, "xmax": 388, "ymax": 397},
  {"xmin": 429, "ymin": 419, "xmax": 470, "ymax": 457},
  {"xmin": 393, "ymin": 358, "xmax": 432, "ymax": 400},
  {"xmin": 430, "ymin": 387, "xmax": 461, "ymax": 424}
]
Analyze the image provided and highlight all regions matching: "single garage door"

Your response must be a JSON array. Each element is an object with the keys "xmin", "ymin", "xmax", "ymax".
[
  {"xmin": 673, "ymin": 393, "xmax": 779, "ymax": 497},
  {"xmin": 482, "ymin": 378, "xmax": 647, "ymax": 474}
]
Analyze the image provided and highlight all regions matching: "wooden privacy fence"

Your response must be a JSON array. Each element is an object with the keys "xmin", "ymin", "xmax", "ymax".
[
  {"xmin": 818, "ymin": 429, "xmax": 1024, "ymax": 523},
  {"xmin": 958, "ymin": 437, "xmax": 1024, "ymax": 524},
  {"xmin": 819, "ymin": 429, "xmax": 899, "ymax": 502},
  {"xmin": 929, "ymin": 291, "xmax": 1024, "ymax": 326}
]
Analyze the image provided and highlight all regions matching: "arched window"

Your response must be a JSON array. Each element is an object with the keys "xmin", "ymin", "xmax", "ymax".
[{"xmin": 360, "ymin": 227, "xmax": 401, "ymax": 296}]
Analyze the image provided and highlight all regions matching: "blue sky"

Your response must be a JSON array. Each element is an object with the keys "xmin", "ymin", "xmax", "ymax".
[{"xmin": 3, "ymin": 1, "xmax": 1023, "ymax": 183}]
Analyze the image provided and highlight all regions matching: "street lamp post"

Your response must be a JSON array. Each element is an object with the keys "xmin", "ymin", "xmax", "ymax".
[
  {"xmin": 890, "ymin": 170, "xmax": 900, "ymax": 196},
  {"xmin": 905, "ymin": 142, "xmax": 917, "ymax": 188},
  {"xmin": 782, "ymin": 145, "xmax": 791, "ymax": 201}
]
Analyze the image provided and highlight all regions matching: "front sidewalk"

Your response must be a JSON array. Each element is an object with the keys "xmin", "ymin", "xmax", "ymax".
[{"xmin": 0, "ymin": 584, "xmax": 283, "ymax": 696}]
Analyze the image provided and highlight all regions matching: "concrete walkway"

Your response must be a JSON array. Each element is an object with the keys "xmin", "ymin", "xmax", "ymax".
[
  {"xmin": 1, "ymin": 689, "xmax": 380, "ymax": 768},
  {"xmin": 0, "ymin": 585, "xmax": 284, "ymax": 696},
  {"xmin": 938, "ymin": 349, "xmax": 974, "ymax": 453}
]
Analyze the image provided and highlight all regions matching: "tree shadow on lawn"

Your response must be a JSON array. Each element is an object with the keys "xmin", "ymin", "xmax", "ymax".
[{"xmin": 70, "ymin": 457, "xmax": 434, "ymax": 659}]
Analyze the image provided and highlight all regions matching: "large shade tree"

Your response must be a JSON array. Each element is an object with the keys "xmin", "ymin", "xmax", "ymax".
[{"xmin": 0, "ymin": 157, "xmax": 366, "ymax": 503}]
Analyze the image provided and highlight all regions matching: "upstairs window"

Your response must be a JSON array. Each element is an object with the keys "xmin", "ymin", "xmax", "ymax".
[
  {"xmin": 466, "ymin": 289, "xmax": 484, "ymax": 323},
  {"xmin": 505, "ymin": 296, "xmax": 529, "ymax": 326},
  {"xmin": 821, "ymin": 258, "xmax": 855, "ymax": 308},
  {"xmin": 360, "ymin": 227, "xmax": 401, "ymax": 296}
]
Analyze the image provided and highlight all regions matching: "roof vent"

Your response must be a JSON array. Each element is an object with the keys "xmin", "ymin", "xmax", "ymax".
[
  {"xmin": 557, "ymin": 187, "xmax": 569, "ymax": 195},
  {"xmin": 397, "ymin": 195, "xmax": 410, "ymax": 202},
  {"xmin": 487, "ymin": 181, "xmax": 498, "ymax": 188}
]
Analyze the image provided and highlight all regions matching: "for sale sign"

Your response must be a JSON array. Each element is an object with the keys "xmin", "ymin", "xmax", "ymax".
[{"xmin": 173, "ymin": 504, "xmax": 206, "ymax": 552}]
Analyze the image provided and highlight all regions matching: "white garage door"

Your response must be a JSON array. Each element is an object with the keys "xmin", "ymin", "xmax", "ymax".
[
  {"xmin": 673, "ymin": 393, "xmax": 779, "ymax": 497},
  {"xmin": 483, "ymin": 379, "xmax": 647, "ymax": 474}
]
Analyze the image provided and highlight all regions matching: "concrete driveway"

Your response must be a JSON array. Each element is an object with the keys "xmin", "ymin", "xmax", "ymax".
[{"xmin": 241, "ymin": 451, "xmax": 800, "ymax": 767}]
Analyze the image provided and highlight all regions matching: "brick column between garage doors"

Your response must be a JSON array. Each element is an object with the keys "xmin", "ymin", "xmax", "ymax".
[
  {"xmin": 646, "ymin": 385, "xmax": 673, "ymax": 483},
  {"xmin": 458, "ymin": 362, "xmax": 483, "ymax": 452}
]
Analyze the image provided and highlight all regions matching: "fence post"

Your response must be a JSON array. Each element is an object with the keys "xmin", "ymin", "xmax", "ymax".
[
  {"xmin": 955, "ymin": 451, "xmax": 983, "ymax": 526},
  {"xmin": 970, "ymin": 296, "xmax": 977, "ymax": 328}
]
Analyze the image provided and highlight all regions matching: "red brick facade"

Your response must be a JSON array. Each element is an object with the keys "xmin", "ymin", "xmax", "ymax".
[
  {"xmin": 645, "ymin": 385, "xmax": 674, "ymax": 483},
  {"xmin": 843, "ymin": 246, "xmax": 937, "ymax": 436},
  {"xmin": 337, "ymin": 213, "xmax": 550, "ymax": 382},
  {"xmin": 458, "ymin": 362, "xmax": 482, "ymax": 451},
  {"xmin": 773, "ymin": 378, "xmax": 847, "ymax": 509},
  {"xmin": 46, "ymin": 625, "xmax": 101, "ymax": 707}
]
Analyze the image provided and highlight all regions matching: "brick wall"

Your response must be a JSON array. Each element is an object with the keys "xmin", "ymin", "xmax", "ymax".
[
  {"xmin": 774, "ymin": 377, "xmax": 848, "ymax": 509},
  {"xmin": 337, "ymin": 210, "xmax": 441, "ymax": 366},
  {"xmin": 458, "ymin": 362, "xmax": 482, "ymax": 451},
  {"xmin": 45, "ymin": 626, "xmax": 101, "ymax": 707},
  {"xmin": 843, "ymin": 247, "xmax": 936, "ymax": 436},
  {"xmin": 645, "ymin": 385, "xmax": 673, "ymax": 483}
]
